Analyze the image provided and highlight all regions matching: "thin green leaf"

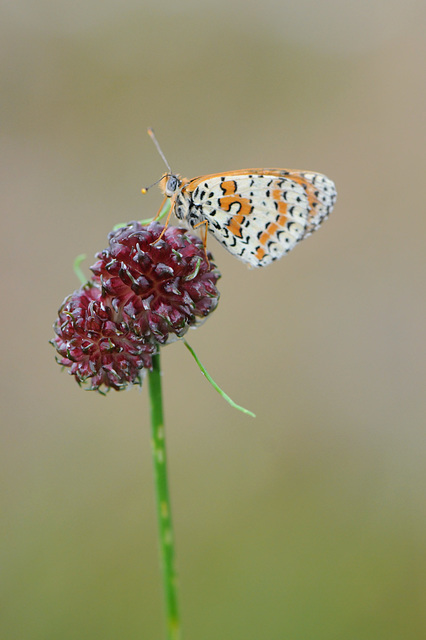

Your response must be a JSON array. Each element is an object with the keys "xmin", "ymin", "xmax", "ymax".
[
  {"xmin": 113, "ymin": 199, "xmax": 171, "ymax": 231},
  {"xmin": 183, "ymin": 339, "xmax": 256, "ymax": 418}
]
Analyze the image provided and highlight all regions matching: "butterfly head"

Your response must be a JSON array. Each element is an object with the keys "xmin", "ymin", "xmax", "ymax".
[{"xmin": 161, "ymin": 173, "xmax": 182, "ymax": 197}]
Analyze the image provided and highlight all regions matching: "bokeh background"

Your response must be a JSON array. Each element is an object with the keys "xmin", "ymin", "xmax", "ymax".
[{"xmin": 1, "ymin": 1, "xmax": 425, "ymax": 638}]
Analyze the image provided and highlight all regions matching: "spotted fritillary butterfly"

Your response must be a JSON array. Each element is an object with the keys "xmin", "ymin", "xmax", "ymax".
[{"xmin": 145, "ymin": 129, "xmax": 337, "ymax": 267}]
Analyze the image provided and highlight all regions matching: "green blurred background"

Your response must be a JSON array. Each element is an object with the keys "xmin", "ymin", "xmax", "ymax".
[{"xmin": 1, "ymin": 1, "xmax": 425, "ymax": 638}]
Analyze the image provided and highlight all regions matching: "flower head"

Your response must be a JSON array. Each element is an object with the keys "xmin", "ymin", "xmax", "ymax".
[
  {"xmin": 52, "ymin": 283, "xmax": 156, "ymax": 392},
  {"xmin": 91, "ymin": 221, "xmax": 221, "ymax": 344},
  {"xmin": 52, "ymin": 222, "xmax": 221, "ymax": 391}
]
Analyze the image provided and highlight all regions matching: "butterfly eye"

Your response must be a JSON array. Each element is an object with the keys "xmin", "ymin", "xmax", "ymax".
[{"xmin": 165, "ymin": 175, "xmax": 180, "ymax": 197}]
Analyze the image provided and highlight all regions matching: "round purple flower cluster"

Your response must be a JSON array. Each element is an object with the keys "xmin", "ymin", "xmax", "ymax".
[{"xmin": 52, "ymin": 222, "xmax": 221, "ymax": 392}]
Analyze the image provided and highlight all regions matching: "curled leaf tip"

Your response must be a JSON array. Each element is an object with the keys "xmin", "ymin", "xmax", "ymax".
[{"xmin": 73, "ymin": 254, "xmax": 87, "ymax": 286}]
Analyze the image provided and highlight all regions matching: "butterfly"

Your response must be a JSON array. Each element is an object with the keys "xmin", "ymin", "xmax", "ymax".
[{"xmin": 144, "ymin": 129, "xmax": 337, "ymax": 268}]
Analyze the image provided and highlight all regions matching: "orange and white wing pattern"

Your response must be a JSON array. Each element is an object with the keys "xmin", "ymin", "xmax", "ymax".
[{"xmin": 173, "ymin": 169, "xmax": 336, "ymax": 267}]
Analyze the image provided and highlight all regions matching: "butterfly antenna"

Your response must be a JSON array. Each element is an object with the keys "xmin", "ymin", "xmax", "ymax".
[
  {"xmin": 141, "ymin": 129, "xmax": 173, "ymax": 194},
  {"xmin": 147, "ymin": 127, "xmax": 172, "ymax": 173},
  {"xmin": 141, "ymin": 176, "xmax": 166, "ymax": 194}
]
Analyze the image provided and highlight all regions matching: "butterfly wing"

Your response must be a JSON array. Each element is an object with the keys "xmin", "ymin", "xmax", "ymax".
[{"xmin": 182, "ymin": 169, "xmax": 336, "ymax": 267}]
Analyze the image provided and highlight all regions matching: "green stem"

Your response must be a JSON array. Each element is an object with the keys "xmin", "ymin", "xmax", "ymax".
[{"xmin": 147, "ymin": 352, "xmax": 181, "ymax": 640}]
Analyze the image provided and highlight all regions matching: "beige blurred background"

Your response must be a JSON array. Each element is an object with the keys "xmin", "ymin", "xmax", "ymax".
[{"xmin": 1, "ymin": 1, "xmax": 425, "ymax": 638}]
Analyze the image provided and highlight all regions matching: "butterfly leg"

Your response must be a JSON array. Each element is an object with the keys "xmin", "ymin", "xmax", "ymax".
[
  {"xmin": 151, "ymin": 196, "xmax": 169, "ymax": 222},
  {"xmin": 151, "ymin": 196, "xmax": 175, "ymax": 245},
  {"xmin": 193, "ymin": 219, "xmax": 210, "ymax": 267}
]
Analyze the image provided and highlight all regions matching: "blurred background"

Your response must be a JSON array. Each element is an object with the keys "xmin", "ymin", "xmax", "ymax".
[{"xmin": 1, "ymin": 1, "xmax": 425, "ymax": 638}]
